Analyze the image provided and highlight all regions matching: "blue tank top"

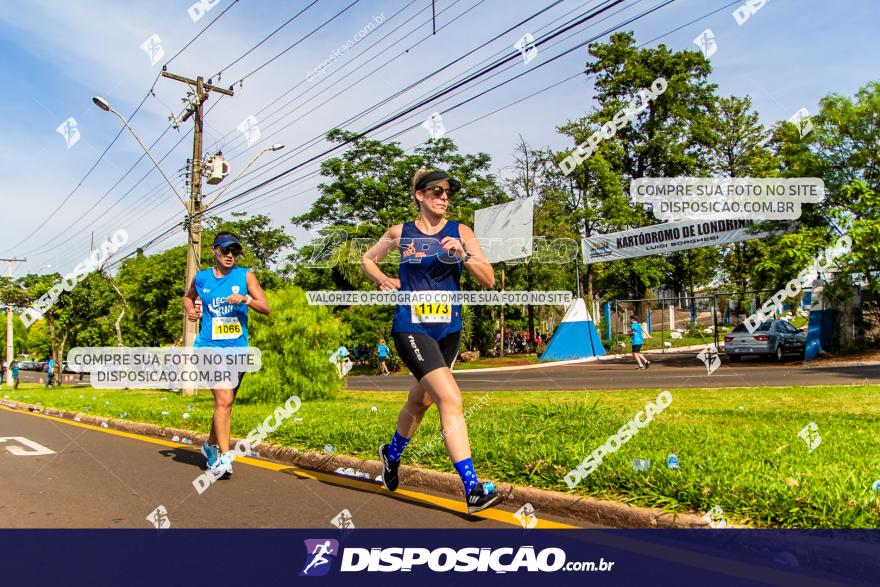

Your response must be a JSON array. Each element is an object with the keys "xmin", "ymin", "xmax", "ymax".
[
  {"xmin": 194, "ymin": 266, "xmax": 250, "ymax": 348},
  {"xmin": 391, "ymin": 220, "xmax": 463, "ymax": 340}
]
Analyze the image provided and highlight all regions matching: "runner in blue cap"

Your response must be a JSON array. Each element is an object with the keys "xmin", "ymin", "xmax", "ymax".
[
  {"xmin": 183, "ymin": 231, "xmax": 270, "ymax": 478},
  {"xmin": 361, "ymin": 168, "xmax": 502, "ymax": 514}
]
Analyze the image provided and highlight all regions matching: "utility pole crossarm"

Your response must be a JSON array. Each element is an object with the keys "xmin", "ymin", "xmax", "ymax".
[{"xmin": 161, "ymin": 71, "xmax": 234, "ymax": 96}]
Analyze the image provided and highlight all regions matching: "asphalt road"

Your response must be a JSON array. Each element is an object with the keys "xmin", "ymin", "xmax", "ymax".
[
  {"xmin": 0, "ymin": 406, "xmax": 590, "ymax": 529},
  {"xmin": 9, "ymin": 369, "xmax": 86, "ymax": 386},
  {"xmin": 348, "ymin": 353, "xmax": 880, "ymax": 391}
]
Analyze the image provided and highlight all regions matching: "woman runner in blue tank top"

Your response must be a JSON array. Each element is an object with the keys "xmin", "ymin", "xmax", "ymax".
[
  {"xmin": 183, "ymin": 232, "xmax": 270, "ymax": 478},
  {"xmin": 361, "ymin": 168, "xmax": 503, "ymax": 514}
]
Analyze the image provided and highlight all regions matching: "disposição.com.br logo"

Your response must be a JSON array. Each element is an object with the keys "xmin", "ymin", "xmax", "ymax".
[{"xmin": 299, "ymin": 540, "xmax": 614, "ymax": 575}]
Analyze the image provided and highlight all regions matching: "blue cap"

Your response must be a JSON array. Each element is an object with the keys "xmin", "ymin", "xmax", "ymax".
[{"xmin": 213, "ymin": 235, "xmax": 241, "ymax": 249}]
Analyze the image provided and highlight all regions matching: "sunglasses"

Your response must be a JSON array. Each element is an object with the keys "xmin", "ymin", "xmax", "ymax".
[
  {"xmin": 421, "ymin": 185, "xmax": 456, "ymax": 198},
  {"xmin": 217, "ymin": 245, "xmax": 242, "ymax": 257}
]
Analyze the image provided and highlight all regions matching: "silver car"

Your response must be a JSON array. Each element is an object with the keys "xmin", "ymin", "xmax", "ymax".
[{"xmin": 723, "ymin": 319, "xmax": 806, "ymax": 362}]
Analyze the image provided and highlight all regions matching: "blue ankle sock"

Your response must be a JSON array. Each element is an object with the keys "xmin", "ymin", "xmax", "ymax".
[
  {"xmin": 386, "ymin": 431, "xmax": 411, "ymax": 462},
  {"xmin": 453, "ymin": 457, "xmax": 479, "ymax": 494}
]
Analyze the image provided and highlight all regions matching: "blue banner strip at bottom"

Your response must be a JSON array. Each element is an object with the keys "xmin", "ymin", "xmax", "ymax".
[{"xmin": 1, "ymin": 529, "xmax": 877, "ymax": 586}]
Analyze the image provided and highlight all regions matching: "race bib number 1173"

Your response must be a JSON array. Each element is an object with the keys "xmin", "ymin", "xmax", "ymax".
[{"xmin": 411, "ymin": 303, "xmax": 451, "ymax": 324}]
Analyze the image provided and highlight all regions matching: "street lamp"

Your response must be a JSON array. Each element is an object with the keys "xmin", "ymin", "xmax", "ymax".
[
  {"xmin": 92, "ymin": 96, "xmax": 187, "ymax": 209},
  {"xmin": 202, "ymin": 144, "xmax": 285, "ymax": 209}
]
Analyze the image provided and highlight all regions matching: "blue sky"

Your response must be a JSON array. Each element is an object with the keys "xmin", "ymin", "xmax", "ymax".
[{"xmin": 1, "ymin": 0, "xmax": 877, "ymax": 276}]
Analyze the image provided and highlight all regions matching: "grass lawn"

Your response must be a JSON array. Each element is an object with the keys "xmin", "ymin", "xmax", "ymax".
[{"xmin": 4, "ymin": 382, "xmax": 879, "ymax": 528}]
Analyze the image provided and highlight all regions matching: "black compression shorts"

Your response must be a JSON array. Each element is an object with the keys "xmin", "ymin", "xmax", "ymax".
[{"xmin": 392, "ymin": 331, "xmax": 461, "ymax": 381}]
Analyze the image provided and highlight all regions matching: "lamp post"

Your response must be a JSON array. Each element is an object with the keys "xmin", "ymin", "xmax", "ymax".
[{"xmin": 92, "ymin": 97, "xmax": 187, "ymax": 208}]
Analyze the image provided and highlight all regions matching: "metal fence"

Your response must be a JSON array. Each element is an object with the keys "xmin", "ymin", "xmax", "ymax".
[{"xmin": 600, "ymin": 290, "xmax": 814, "ymax": 351}]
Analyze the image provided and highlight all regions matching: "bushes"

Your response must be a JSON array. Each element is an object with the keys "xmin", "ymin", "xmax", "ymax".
[{"xmin": 237, "ymin": 285, "xmax": 347, "ymax": 403}]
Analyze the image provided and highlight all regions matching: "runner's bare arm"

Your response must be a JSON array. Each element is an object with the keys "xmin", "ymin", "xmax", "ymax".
[
  {"xmin": 183, "ymin": 281, "xmax": 199, "ymax": 322},
  {"xmin": 362, "ymin": 224, "xmax": 402, "ymax": 290},
  {"xmin": 457, "ymin": 224, "xmax": 495, "ymax": 288},
  {"xmin": 244, "ymin": 271, "xmax": 270, "ymax": 315}
]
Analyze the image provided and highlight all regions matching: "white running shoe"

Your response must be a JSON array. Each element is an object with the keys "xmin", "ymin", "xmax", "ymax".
[{"xmin": 209, "ymin": 451, "xmax": 235, "ymax": 479}]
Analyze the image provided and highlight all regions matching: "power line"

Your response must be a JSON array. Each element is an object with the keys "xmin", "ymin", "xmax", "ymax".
[
  {"xmin": 229, "ymin": 0, "xmax": 362, "ymax": 86},
  {"xmin": 206, "ymin": 1, "xmax": 631, "ymax": 212},
  {"xmin": 216, "ymin": 0, "xmax": 480, "ymax": 159},
  {"xmin": 37, "ymin": 0, "xmax": 514, "ymax": 269},
  {"xmin": 204, "ymin": 0, "xmax": 629, "ymax": 214},
  {"xmin": 210, "ymin": 0, "xmax": 323, "ymax": 81},
  {"xmin": 102, "ymin": 0, "xmax": 725, "ymax": 274},
  {"xmin": 6, "ymin": 0, "xmax": 243, "ymax": 260},
  {"xmin": 21, "ymin": 0, "xmax": 374, "ymax": 270},
  {"xmin": 98, "ymin": 0, "xmax": 642, "ymax": 268},
  {"xmin": 203, "ymin": 0, "xmax": 580, "ymax": 199}
]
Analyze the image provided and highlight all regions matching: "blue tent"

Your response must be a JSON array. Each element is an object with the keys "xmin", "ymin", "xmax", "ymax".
[
  {"xmin": 805, "ymin": 279, "xmax": 834, "ymax": 361},
  {"xmin": 539, "ymin": 298, "xmax": 606, "ymax": 361}
]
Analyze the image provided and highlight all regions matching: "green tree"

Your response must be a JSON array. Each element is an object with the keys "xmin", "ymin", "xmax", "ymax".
[
  {"xmin": 0, "ymin": 275, "xmax": 30, "ymax": 357},
  {"xmin": 557, "ymin": 32, "xmax": 718, "ymax": 305},
  {"xmin": 204, "ymin": 212, "xmax": 294, "ymax": 290},
  {"xmin": 238, "ymin": 285, "xmax": 346, "ymax": 403},
  {"xmin": 292, "ymin": 131, "xmax": 505, "ymax": 231},
  {"xmin": 17, "ymin": 272, "xmax": 116, "ymax": 383},
  {"xmin": 115, "ymin": 245, "xmax": 187, "ymax": 346},
  {"xmin": 759, "ymin": 81, "xmax": 880, "ymax": 293}
]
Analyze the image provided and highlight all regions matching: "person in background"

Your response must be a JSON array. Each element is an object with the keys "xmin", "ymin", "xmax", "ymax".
[
  {"xmin": 629, "ymin": 315, "xmax": 651, "ymax": 369},
  {"xmin": 377, "ymin": 338, "xmax": 390, "ymax": 376},
  {"xmin": 336, "ymin": 345, "xmax": 350, "ymax": 377},
  {"xmin": 45, "ymin": 358, "xmax": 55, "ymax": 388},
  {"xmin": 11, "ymin": 361, "xmax": 20, "ymax": 390}
]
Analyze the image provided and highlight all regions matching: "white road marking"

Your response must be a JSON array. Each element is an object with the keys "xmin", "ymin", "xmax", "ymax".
[{"xmin": 0, "ymin": 436, "xmax": 56, "ymax": 456}]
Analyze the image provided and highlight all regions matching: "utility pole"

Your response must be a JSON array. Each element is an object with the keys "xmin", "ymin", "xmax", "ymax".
[
  {"xmin": 1, "ymin": 258, "xmax": 26, "ymax": 386},
  {"xmin": 161, "ymin": 71, "xmax": 234, "ymax": 352},
  {"xmin": 161, "ymin": 71, "xmax": 233, "ymax": 396}
]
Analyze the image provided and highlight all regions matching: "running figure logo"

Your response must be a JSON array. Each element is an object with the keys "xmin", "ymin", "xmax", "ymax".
[
  {"xmin": 512, "ymin": 33, "xmax": 538, "ymax": 64},
  {"xmin": 798, "ymin": 421, "xmax": 821, "ymax": 452},
  {"xmin": 140, "ymin": 34, "xmax": 164, "ymax": 66},
  {"xmin": 702, "ymin": 505, "xmax": 727, "ymax": 528},
  {"xmin": 300, "ymin": 539, "xmax": 339, "ymax": 576},
  {"xmin": 237, "ymin": 115, "xmax": 261, "ymax": 147},
  {"xmin": 692, "ymin": 29, "xmax": 717, "ymax": 58},
  {"xmin": 697, "ymin": 344, "xmax": 721, "ymax": 375},
  {"xmin": 330, "ymin": 508, "xmax": 355, "ymax": 529},
  {"xmin": 422, "ymin": 112, "xmax": 446, "ymax": 140},
  {"xmin": 56, "ymin": 117, "xmax": 80, "ymax": 149},
  {"xmin": 514, "ymin": 503, "xmax": 538, "ymax": 529},
  {"xmin": 789, "ymin": 107, "xmax": 814, "ymax": 138},
  {"xmin": 146, "ymin": 505, "xmax": 171, "ymax": 529}
]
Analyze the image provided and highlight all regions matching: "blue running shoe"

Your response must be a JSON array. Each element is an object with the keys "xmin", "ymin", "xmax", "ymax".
[
  {"xmin": 378, "ymin": 443, "xmax": 400, "ymax": 492},
  {"xmin": 201, "ymin": 442, "xmax": 220, "ymax": 468},
  {"xmin": 466, "ymin": 481, "xmax": 503, "ymax": 514}
]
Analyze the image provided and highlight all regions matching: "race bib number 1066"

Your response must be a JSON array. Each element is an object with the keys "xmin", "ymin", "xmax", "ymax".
[{"xmin": 212, "ymin": 317, "xmax": 243, "ymax": 340}]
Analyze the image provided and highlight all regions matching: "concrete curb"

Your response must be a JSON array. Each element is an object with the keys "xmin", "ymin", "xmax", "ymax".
[{"xmin": 4, "ymin": 399, "xmax": 717, "ymax": 529}]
